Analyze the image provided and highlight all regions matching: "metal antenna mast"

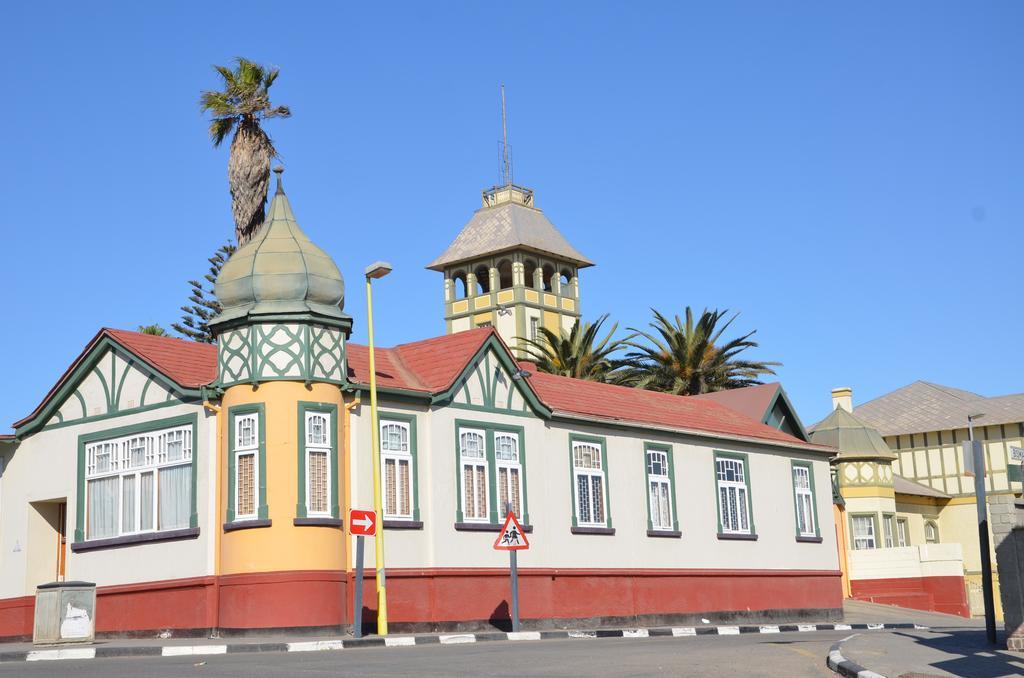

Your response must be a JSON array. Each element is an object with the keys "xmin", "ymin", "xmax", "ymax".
[{"xmin": 501, "ymin": 84, "xmax": 512, "ymax": 186}]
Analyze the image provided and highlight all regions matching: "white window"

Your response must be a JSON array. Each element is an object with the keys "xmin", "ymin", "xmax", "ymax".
[
  {"xmin": 305, "ymin": 411, "xmax": 331, "ymax": 516},
  {"xmin": 495, "ymin": 432, "xmax": 523, "ymax": 518},
  {"xmin": 572, "ymin": 441, "xmax": 607, "ymax": 527},
  {"xmin": 792, "ymin": 465, "xmax": 815, "ymax": 537},
  {"xmin": 647, "ymin": 449, "xmax": 673, "ymax": 531},
  {"xmin": 883, "ymin": 515, "xmax": 894, "ymax": 548},
  {"xmin": 381, "ymin": 420, "xmax": 413, "ymax": 520},
  {"xmin": 925, "ymin": 521, "xmax": 939, "ymax": 544},
  {"xmin": 84, "ymin": 424, "xmax": 192, "ymax": 540},
  {"xmin": 896, "ymin": 518, "xmax": 909, "ymax": 547},
  {"xmin": 852, "ymin": 515, "xmax": 876, "ymax": 550},
  {"xmin": 233, "ymin": 413, "xmax": 259, "ymax": 521},
  {"xmin": 529, "ymin": 317, "xmax": 539, "ymax": 341},
  {"xmin": 459, "ymin": 429, "xmax": 488, "ymax": 521},
  {"xmin": 716, "ymin": 457, "xmax": 750, "ymax": 534}
]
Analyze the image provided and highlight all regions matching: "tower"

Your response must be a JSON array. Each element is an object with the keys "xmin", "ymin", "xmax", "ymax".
[
  {"xmin": 209, "ymin": 167, "xmax": 352, "ymax": 627},
  {"xmin": 427, "ymin": 92, "xmax": 593, "ymax": 353}
]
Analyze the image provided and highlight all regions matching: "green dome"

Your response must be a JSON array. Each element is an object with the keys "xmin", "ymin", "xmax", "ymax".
[{"xmin": 212, "ymin": 169, "xmax": 347, "ymax": 327}]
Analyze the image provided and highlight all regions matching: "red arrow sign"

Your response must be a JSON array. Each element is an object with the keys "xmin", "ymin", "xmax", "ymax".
[
  {"xmin": 493, "ymin": 511, "xmax": 529, "ymax": 550},
  {"xmin": 349, "ymin": 509, "xmax": 377, "ymax": 537}
]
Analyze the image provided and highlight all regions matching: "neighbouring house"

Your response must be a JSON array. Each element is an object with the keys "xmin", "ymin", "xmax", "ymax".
[
  {"xmin": 850, "ymin": 382, "xmax": 1024, "ymax": 617},
  {"xmin": 0, "ymin": 170, "xmax": 841, "ymax": 639}
]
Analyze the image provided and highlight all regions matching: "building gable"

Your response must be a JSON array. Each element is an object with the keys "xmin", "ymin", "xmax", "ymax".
[
  {"xmin": 764, "ymin": 387, "xmax": 810, "ymax": 442},
  {"xmin": 14, "ymin": 334, "xmax": 205, "ymax": 438},
  {"xmin": 433, "ymin": 336, "xmax": 550, "ymax": 418}
]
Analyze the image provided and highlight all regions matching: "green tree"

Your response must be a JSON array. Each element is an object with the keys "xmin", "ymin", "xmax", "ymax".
[
  {"xmin": 518, "ymin": 314, "xmax": 630, "ymax": 382},
  {"xmin": 137, "ymin": 324, "xmax": 168, "ymax": 336},
  {"xmin": 201, "ymin": 57, "xmax": 291, "ymax": 245},
  {"xmin": 172, "ymin": 241, "xmax": 236, "ymax": 343},
  {"xmin": 617, "ymin": 308, "xmax": 780, "ymax": 395}
]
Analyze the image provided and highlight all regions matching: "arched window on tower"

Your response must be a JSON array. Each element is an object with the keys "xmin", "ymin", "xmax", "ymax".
[
  {"xmin": 497, "ymin": 260, "xmax": 513, "ymax": 290},
  {"xmin": 523, "ymin": 259, "xmax": 538, "ymax": 290},
  {"xmin": 474, "ymin": 265, "xmax": 490, "ymax": 295},
  {"xmin": 559, "ymin": 268, "xmax": 572, "ymax": 294},
  {"xmin": 542, "ymin": 264, "xmax": 555, "ymax": 293},
  {"xmin": 453, "ymin": 271, "xmax": 468, "ymax": 300}
]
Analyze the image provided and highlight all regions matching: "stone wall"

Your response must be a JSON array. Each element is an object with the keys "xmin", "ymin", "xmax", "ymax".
[{"xmin": 990, "ymin": 494, "xmax": 1024, "ymax": 650}]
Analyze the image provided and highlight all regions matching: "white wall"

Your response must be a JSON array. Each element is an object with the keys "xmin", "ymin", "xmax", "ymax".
[
  {"xmin": 849, "ymin": 543, "xmax": 964, "ymax": 581},
  {"xmin": 0, "ymin": 403, "xmax": 216, "ymax": 599},
  {"xmin": 350, "ymin": 398, "xmax": 839, "ymax": 572}
]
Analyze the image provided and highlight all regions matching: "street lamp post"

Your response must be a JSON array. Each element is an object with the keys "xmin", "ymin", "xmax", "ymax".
[
  {"xmin": 365, "ymin": 261, "xmax": 392, "ymax": 635},
  {"xmin": 968, "ymin": 412, "xmax": 997, "ymax": 644}
]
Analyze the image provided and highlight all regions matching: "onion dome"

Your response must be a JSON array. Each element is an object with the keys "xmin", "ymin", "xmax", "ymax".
[{"xmin": 212, "ymin": 167, "xmax": 347, "ymax": 328}]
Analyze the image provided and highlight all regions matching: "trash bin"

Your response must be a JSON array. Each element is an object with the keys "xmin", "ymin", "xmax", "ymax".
[{"xmin": 33, "ymin": 581, "xmax": 96, "ymax": 645}]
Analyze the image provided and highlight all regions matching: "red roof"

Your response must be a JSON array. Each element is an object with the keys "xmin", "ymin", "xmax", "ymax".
[
  {"xmin": 523, "ymin": 370, "xmax": 820, "ymax": 448},
  {"xmin": 13, "ymin": 329, "xmax": 216, "ymax": 430},
  {"xmin": 15, "ymin": 326, "xmax": 824, "ymax": 451},
  {"xmin": 689, "ymin": 382, "xmax": 781, "ymax": 423},
  {"xmin": 346, "ymin": 328, "xmax": 492, "ymax": 393},
  {"xmin": 104, "ymin": 329, "xmax": 216, "ymax": 388}
]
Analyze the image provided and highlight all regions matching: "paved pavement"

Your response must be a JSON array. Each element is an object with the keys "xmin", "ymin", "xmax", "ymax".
[
  {"xmin": 840, "ymin": 627, "xmax": 1024, "ymax": 678},
  {"xmin": 0, "ymin": 631, "xmax": 850, "ymax": 677}
]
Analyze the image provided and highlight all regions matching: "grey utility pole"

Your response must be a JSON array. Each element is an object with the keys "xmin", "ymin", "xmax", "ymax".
[{"xmin": 968, "ymin": 413, "xmax": 997, "ymax": 644}]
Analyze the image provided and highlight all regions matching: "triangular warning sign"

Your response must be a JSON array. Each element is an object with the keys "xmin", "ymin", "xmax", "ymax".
[{"xmin": 493, "ymin": 511, "xmax": 529, "ymax": 550}]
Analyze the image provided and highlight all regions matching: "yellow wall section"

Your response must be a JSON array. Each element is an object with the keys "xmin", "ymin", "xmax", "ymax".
[
  {"xmin": 497, "ymin": 290, "xmax": 514, "ymax": 304},
  {"xmin": 840, "ymin": 486, "xmax": 896, "ymax": 499},
  {"xmin": 525, "ymin": 290, "xmax": 539, "ymax": 303},
  {"xmin": 219, "ymin": 381, "xmax": 345, "ymax": 575},
  {"xmin": 543, "ymin": 310, "xmax": 560, "ymax": 333}
]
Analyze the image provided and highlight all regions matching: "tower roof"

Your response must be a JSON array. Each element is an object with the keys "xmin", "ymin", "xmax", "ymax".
[
  {"xmin": 808, "ymin": 406, "xmax": 896, "ymax": 461},
  {"xmin": 427, "ymin": 184, "xmax": 594, "ymax": 271},
  {"xmin": 212, "ymin": 168, "xmax": 348, "ymax": 328}
]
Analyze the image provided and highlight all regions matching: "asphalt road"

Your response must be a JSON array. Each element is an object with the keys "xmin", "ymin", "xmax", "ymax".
[{"xmin": 0, "ymin": 631, "xmax": 850, "ymax": 677}]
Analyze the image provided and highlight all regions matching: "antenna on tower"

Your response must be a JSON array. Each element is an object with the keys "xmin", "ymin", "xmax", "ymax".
[{"xmin": 500, "ymin": 84, "xmax": 512, "ymax": 186}]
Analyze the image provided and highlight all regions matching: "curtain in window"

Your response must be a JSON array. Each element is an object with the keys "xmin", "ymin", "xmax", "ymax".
[
  {"xmin": 159, "ymin": 464, "xmax": 191, "ymax": 530},
  {"xmin": 121, "ymin": 476, "xmax": 137, "ymax": 533},
  {"xmin": 650, "ymin": 480, "xmax": 670, "ymax": 529},
  {"xmin": 308, "ymin": 450, "xmax": 329, "ymax": 514},
  {"xmin": 498, "ymin": 467, "xmax": 521, "ymax": 517},
  {"xmin": 88, "ymin": 477, "xmax": 119, "ymax": 539},
  {"xmin": 140, "ymin": 472, "xmax": 155, "ymax": 531}
]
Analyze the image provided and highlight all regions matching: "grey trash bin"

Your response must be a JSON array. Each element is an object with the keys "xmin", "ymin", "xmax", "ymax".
[{"xmin": 33, "ymin": 581, "xmax": 96, "ymax": 645}]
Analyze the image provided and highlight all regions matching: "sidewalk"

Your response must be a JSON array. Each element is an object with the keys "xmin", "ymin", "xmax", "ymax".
[{"xmin": 828, "ymin": 602, "xmax": 1024, "ymax": 677}]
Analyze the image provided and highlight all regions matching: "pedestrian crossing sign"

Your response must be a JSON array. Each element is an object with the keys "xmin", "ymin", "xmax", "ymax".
[{"xmin": 494, "ymin": 511, "xmax": 529, "ymax": 550}]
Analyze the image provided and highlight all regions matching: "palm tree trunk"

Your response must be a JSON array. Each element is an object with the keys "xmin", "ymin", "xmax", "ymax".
[{"xmin": 228, "ymin": 121, "xmax": 273, "ymax": 245}]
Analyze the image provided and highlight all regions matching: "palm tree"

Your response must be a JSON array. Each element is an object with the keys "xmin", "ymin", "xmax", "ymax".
[
  {"xmin": 518, "ymin": 314, "xmax": 630, "ymax": 382},
  {"xmin": 617, "ymin": 308, "xmax": 780, "ymax": 395},
  {"xmin": 137, "ymin": 324, "xmax": 168, "ymax": 336},
  {"xmin": 201, "ymin": 58, "xmax": 291, "ymax": 245}
]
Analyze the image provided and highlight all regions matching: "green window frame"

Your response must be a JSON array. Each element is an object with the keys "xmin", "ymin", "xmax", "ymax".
[
  {"xmin": 714, "ymin": 451, "xmax": 755, "ymax": 538},
  {"xmin": 791, "ymin": 460, "xmax": 821, "ymax": 540},
  {"xmin": 924, "ymin": 519, "xmax": 940, "ymax": 544},
  {"xmin": 296, "ymin": 402, "xmax": 339, "ymax": 520},
  {"xmin": 379, "ymin": 411, "xmax": 420, "ymax": 523},
  {"xmin": 454, "ymin": 419, "xmax": 529, "ymax": 525},
  {"xmin": 75, "ymin": 412, "xmax": 199, "ymax": 543},
  {"xmin": 644, "ymin": 443, "xmax": 678, "ymax": 533},
  {"xmin": 227, "ymin": 403, "xmax": 267, "ymax": 523},
  {"xmin": 849, "ymin": 513, "xmax": 879, "ymax": 550},
  {"xmin": 569, "ymin": 434, "xmax": 612, "ymax": 530},
  {"xmin": 896, "ymin": 517, "xmax": 910, "ymax": 547},
  {"xmin": 882, "ymin": 513, "xmax": 896, "ymax": 548}
]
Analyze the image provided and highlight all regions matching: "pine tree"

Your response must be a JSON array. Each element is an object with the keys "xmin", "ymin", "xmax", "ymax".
[{"xmin": 172, "ymin": 241, "xmax": 236, "ymax": 343}]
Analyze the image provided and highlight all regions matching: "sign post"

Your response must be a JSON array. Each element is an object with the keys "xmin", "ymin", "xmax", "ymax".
[
  {"xmin": 494, "ymin": 506, "xmax": 529, "ymax": 632},
  {"xmin": 349, "ymin": 509, "xmax": 377, "ymax": 638},
  {"xmin": 966, "ymin": 411, "xmax": 997, "ymax": 645}
]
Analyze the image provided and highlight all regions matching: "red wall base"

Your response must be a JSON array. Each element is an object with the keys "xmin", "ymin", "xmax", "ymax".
[
  {"xmin": 0, "ymin": 567, "xmax": 842, "ymax": 639},
  {"xmin": 850, "ymin": 575, "xmax": 970, "ymax": 618}
]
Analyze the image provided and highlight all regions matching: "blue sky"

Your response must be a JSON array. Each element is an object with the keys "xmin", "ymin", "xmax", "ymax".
[{"xmin": 3, "ymin": 2, "xmax": 1022, "ymax": 433}]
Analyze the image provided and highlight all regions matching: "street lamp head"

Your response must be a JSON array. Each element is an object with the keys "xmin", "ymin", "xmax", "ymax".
[
  {"xmin": 365, "ymin": 261, "xmax": 393, "ymax": 280},
  {"xmin": 968, "ymin": 412, "xmax": 986, "ymax": 422}
]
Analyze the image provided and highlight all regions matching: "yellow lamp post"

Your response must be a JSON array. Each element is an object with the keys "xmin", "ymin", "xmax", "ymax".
[{"xmin": 365, "ymin": 261, "xmax": 392, "ymax": 635}]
